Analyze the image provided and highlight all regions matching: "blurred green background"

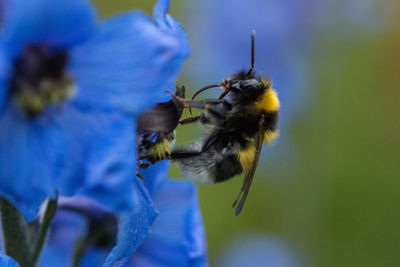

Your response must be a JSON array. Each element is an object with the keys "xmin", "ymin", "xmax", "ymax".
[{"xmin": 95, "ymin": 0, "xmax": 400, "ymax": 266}]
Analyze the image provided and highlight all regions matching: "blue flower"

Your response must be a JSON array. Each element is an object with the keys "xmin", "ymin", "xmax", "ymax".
[
  {"xmin": 38, "ymin": 175, "xmax": 207, "ymax": 266},
  {"xmin": 0, "ymin": 0, "xmax": 188, "ymax": 221}
]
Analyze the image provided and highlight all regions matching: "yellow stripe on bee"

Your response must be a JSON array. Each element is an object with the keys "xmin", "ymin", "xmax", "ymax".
[
  {"xmin": 264, "ymin": 130, "xmax": 279, "ymax": 144},
  {"xmin": 237, "ymin": 143, "xmax": 257, "ymax": 172},
  {"xmin": 255, "ymin": 88, "xmax": 280, "ymax": 113},
  {"xmin": 147, "ymin": 138, "xmax": 172, "ymax": 160}
]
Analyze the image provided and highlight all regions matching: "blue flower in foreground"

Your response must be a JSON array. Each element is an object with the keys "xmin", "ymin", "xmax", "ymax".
[
  {"xmin": 38, "ymin": 175, "xmax": 207, "ymax": 266},
  {"xmin": 0, "ymin": 0, "xmax": 188, "ymax": 221}
]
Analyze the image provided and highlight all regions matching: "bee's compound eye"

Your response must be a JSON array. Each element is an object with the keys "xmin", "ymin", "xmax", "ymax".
[
  {"xmin": 241, "ymin": 79, "xmax": 259, "ymax": 88},
  {"xmin": 230, "ymin": 80, "xmax": 242, "ymax": 91}
]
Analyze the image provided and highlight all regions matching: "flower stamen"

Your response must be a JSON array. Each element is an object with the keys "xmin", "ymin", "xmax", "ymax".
[{"xmin": 10, "ymin": 45, "xmax": 74, "ymax": 117}]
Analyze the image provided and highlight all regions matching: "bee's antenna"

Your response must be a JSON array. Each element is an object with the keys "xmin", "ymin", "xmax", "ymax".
[
  {"xmin": 246, "ymin": 30, "xmax": 256, "ymax": 76},
  {"xmin": 192, "ymin": 84, "xmax": 223, "ymax": 101},
  {"xmin": 189, "ymin": 83, "xmax": 222, "ymax": 116}
]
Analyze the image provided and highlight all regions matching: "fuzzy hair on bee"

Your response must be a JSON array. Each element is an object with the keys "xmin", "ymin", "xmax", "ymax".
[{"xmin": 169, "ymin": 30, "xmax": 280, "ymax": 215}]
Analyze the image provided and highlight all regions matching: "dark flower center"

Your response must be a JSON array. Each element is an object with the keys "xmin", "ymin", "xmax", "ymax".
[
  {"xmin": 58, "ymin": 203, "xmax": 118, "ymax": 255},
  {"xmin": 10, "ymin": 45, "xmax": 73, "ymax": 117}
]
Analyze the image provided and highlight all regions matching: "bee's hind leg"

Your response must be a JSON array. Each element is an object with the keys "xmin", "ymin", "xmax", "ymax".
[
  {"xmin": 170, "ymin": 130, "xmax": 220, "ymax": 160},
  {"xmin": 170, "ymin": 141, "xmax": 214, "ymax": 159},
  {"xmin": 178, "ymin": 114, "xmax": 205, "ymax": 125},
  {"xmin": 136, "ymin": 172, "xmax": 145, "ymax": 180},
  {"xmin": 166, "ymin": 90, "xmax": 226, "ymax": 110},
  {"xmin": 138, "ymin": 160, "xmax": 150, "ymax": 169},
  {"xmin": 169, "ymin": 150, "xmax": 204, "ymax": 159}
]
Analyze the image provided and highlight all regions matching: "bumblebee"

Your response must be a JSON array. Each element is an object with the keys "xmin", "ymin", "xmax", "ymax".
[
  {"xmin": 136, "ymin": 86, "xmax": 185, "ymax": 178},
  {"xmin": 170, "ymin": 31, "xmax": 280, "ymax": 215}
]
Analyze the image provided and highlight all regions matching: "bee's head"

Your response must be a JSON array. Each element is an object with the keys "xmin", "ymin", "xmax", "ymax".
[{"xmin": 221, "ymin": 71, "xmax": 267, "ymax": 105}]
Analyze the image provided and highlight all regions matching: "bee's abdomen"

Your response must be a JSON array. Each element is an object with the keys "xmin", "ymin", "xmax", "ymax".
[
  {"xmin": 172, "ymin": 142, "xmax": 243, "ymax": 184},
  {"xmin": 214, "ymin": 155, "xmax": 243, "ymax": 183},
  {"xmin": 237, "ymin": 143, "xmax": 256, "ymax": 172}
]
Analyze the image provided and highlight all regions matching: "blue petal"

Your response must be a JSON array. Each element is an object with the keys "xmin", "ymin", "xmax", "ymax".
[
  {"xmin": 39, "ymin": 196, "xmax": 115, "ymax": 267},
  {"xmin": 0, "ymin": 252, "xmax": 20, "ymax": 267},
  {"xmin": 39, "ymin": 192, "xmax": 159, "ymax": 266},
  {"xmin": 0, "ymin": 104, "xmax": 64, "ymax": 221},
  {"xmin": 153, "ymin": 0, "xmax": 188, "ymax": 43},
  {"xmin": 81, "ymin": 248, "xmax": 109, "ymax": 267},
  {"xmin": 104, "ymin": 180, "xmax": 158, "ymax": 266},
  {"xmin": 69, "ymin": 10, "xmax": 187, "ymax": 115},
  {"xmin": 131, "ymin": 179, "xmax": 208, "ymax": 267},
  {"xmin": 153, "ymin": 0, "xmax": 190, "ymax": 102},
  {"xmin": 55, "ymin": 106, "xmax": 138, "ymax": 215},
  {"xmin": 79, "ymin": 117, "xmax": 137, "ymax": 213},
  {"xmin": 38, "ymin": 210, "xmax": 87, "ymax": 267},
  {"xmin": 139, "ymin": 160, "xmax": 170, "ymax": 195},
  {"xmin": 2, "ymin": 0, "xmax": 96, "ymax": 58},
  {"xmin": 0, "ymin": 43, "xmax": 10, "ymax": 113},
  {"xmin": 38, "ymin": 181, "xmax": 206, "ymax": 266}
]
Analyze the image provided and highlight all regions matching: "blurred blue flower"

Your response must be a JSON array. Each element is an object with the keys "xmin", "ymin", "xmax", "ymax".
[
  {"xmin": 0, "ymin": 0, "xmax": 188, "ymax": 221},
  {"xmin": 216, "ymin": 234, "xmax": 301, "ymax": 267},
  {"xmin": 0, "ymin": 252, "xmax": 20, "ymax": 267},
  {"xmin": 38, "ymin": 175, "xmax": 207, "ymax": 266},
  {"xmin": 312, "ymin": 0, "xmax": 391, "ymax": 36}
]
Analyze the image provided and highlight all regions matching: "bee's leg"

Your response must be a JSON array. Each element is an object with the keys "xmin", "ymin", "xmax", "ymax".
[
  {"xmin": 167, "ymin": 90, "xmax": 226, "ymax": 110},
  {"xmin": 169, "ymin": 150, "xmax": 204, "ymax": 159},
  {"xmin": 136, "ymin": 171, "xmax": 145, "ymax": 180},
  {"xmin": 170, "ymin": 131, "xmax": 220, "ymax": 160},
  {"xmin": 138, "ymin": 160, "xmax": 150, "ymax": 169},
  {"xmin": 201, "ymin": 130, "xmax": 220, "ymax": 152},
  {"xmin": 136, "ymin": 160, "xmax": 150, "ymax": 179},
  {"xmin": 179, "ymin": 101, "xmax": 226, "ymax": 126},
  {"xmin": 170, "ymin": 144, "xmax": 212, "ymax": 159},
  {"xmin": 182, "ymin": 99, "xmax": 208, "ymax": 109},
  {"xmin": 218, "ymin": 87, "xmax": 231, "ymax": 99},
  {"xmin": 179, "ymin": 114, "xmax": 203, "ymax": 125}
]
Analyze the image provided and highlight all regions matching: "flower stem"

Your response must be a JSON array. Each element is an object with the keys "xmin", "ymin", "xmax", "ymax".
[
  {"xmin": 30, "ymin": 197, "xmax": 58, "ymax": 266},
  {"xmin": 0, "ymin": 197, "xmax": 32, "ymax": 267}
]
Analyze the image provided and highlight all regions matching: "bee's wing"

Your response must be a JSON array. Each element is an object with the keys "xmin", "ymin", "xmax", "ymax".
[{"xmin": 232, "ymin": 126, "xmax": 264, "ymax": 216}]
